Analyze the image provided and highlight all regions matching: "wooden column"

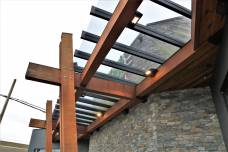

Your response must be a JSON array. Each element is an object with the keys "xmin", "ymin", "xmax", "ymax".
[
  {"xmin": 46, "ymin": 100, "xmax": 52, "ymax": 152},
  {"xmin": 59, "ymin": 33, "xmax": 77, "ymax": 151}
]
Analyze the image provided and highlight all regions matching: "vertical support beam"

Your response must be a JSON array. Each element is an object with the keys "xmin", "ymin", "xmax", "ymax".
[
  {"xmin": 191, "ymin": 0, "xmax": 202, "ymax": 50},
  {"xmin": 59, "ymin": 33, "xmax": 77, "ymax": 151},
  {"xmin": 46, "ymin": 100, "xmax": 52, "ymax": 152}
]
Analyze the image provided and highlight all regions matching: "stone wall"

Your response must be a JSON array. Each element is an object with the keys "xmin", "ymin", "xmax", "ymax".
[{"xmin": 89, "ymin": 87, "xmax": 226, "ymax": 152}]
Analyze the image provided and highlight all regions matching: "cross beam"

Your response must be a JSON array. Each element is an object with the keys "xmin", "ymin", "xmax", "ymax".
[
  {"xmin": 29, "ymin": 118, "xmax": 47, "ymax": 129},
  {"xmin": 26, "ymin": 62, "xmax": 136, "ymax": 99},
  {"xmin": 29, "ymin": 118, "xmax": 86, "ymax": 136}
]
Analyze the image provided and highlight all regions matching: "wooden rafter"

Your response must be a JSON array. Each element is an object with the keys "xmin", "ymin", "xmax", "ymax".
[
  {"xmin": 26, "ymin": 0, "xmax": 225, "ymax": 144},
  {"xmin": 78, "ymin": 0, "xmax": 226, "ymax": 138},
  {"xmin": 80, "ymin": 0, "xmax": 143, "ymax": 86},
  {"xmin": 136, "ymin": 41, "xmax": 193, "ymax": 97},
  {"xmin": 136, "ymin": 0, "xmax": 225, "ymax": 97}
]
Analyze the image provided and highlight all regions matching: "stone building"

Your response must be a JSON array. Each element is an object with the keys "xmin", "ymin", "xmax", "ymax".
[
  {"xmin": 88, "ymin": 17, "xmax": 226, "ymax": 152},
  {"xmin": 110, "ymin": 17, "xmax": 191, "ymax": 83}
]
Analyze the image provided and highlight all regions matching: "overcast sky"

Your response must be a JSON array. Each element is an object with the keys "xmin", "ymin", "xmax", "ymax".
[{"xmin": 0, "ymin": 0, "xmax": 191, "ymax": 144}]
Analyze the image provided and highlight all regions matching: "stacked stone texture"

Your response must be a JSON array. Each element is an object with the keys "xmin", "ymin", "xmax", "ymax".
[
  {"xmin": 89, "ymin": 87, "xmax": 226, "ymax": 152},
  {"xmin": 88, "ymin": 17, "xmax": 226, "ymax": 151}
]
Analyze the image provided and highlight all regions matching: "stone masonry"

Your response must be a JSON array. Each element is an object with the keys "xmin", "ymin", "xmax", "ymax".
[{"xmin": 89, "ymin": 87, "xmax": 226, "ymax": 152}]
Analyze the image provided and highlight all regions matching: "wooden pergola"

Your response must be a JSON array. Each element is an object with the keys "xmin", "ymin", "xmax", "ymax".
[{"xmin": 26, "ymin": 0, "xmax": 225, "ymax": 151}]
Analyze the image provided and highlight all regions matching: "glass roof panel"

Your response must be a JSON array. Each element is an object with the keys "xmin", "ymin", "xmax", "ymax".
[
  {"xmin": 77, "ymin": 101, "xmax": 108, "ymax": 111},
  {"xmin": 137, "ymin": 0, "xmax": 191, "ymax": 44},
  {"xmin": 116, "ymin": 28, "xmax": 139, "ymax": 46},
  {"xmin": 79, "ymin": 40, "xmax": 95, "ymax": 54},
  {"xmin": 85, "ymin": 16, "xmax": 107, "ymax": 36},
  {"xmin": 77, "ymin": 117, "xmax": 93, "ymax": 123},
  {"xmin": 75, "ymin": 58, "xmax": 144, "ymax": 84},
  {"xmin": 77, "ymin": 108, "xmax": 98, "ymax": 115},
  {"xmin": 169, "ymin": 0, "xmax": 192, "ymax": 10},
  {"xmin": 95, "ymin": 0, "xmax": 119, "ymax": 13},
  {"xmin": 114, "ymin": 27, "xmax": 180, "ymax": 61},
  {"xmin": 75, "ymin": 0, "xmax": 193, "ymax": 86},
  {"xmin": 97, "ymin": 65, "xmax": 145, "ymax": 84},
  {"xmin": 106, "ymin": 49, "xmax": 160, "ymax": 71},
  {"xmin": 83, "ymin": 96, "xmax": 115, "ymax": 106},
  {"xmin": 76, "ymin": 113, "xmax": 97, "ymax": 119}
]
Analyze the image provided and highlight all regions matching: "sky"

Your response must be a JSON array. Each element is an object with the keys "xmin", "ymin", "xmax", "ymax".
[{"xmin": 0, "ymin": 0, "xmax": 191, "ymax": 144}]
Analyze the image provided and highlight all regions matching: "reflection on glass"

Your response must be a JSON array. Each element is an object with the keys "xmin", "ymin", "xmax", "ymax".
[
  {"xmin": 116, "ymin": 28, "xmax": 139, "ymax": 46},
  {"xmin": 106, "ymin": 49, "xmax": 160, "ymax": 72},
  {"xmin": 86, "ymin": 16, "xmax": 107, "ymax": 36},
  {"xmin": 83, "ymin": 96, "xmax": 115, "ymax": 106},
  {"xmin": 77, "ymin": 102, "xmax": 108, "ymax": 111},
  {"xmin": 75, "ymin": 58, "xmax": 144, "ymax": 84},
  {"xmin": 79, "ymin": 40, "xmax": 96, "ymax": 54},
  {"xmin": 169, "ymin": 0, "xmax": 192, "ymax": 10},
  {"xmin": 137, "ymin": 0, "xmax": 191, "ymax": 44},
  {"xmin": 97, "ymin": 65, "xmax": 144, "ymax": 84},
  {"xmin": 95, "ymin": 0, "xmax": 119, "ymax": 13}
]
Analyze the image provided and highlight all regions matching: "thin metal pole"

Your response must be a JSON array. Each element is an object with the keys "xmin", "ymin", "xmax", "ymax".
[{"xmin": 0, "ymin": 79, "xmax": 17, "ymax": 124}]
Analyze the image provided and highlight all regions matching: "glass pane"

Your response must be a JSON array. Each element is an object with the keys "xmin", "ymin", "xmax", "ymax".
[
  {"xmin": 83, "ymin": 96, "xmax": 115, "ymax": 106},
  {"xmin": 84, "ymin": 91, "xmax": 119, "ymax": 102},
  {"xmin": 77, "ymin": 108, "xmax": 98, "ymax": 115},
  {"xmin": 137, "ymin": 0, "xmax": 191, "ymax": 44},
  {"xmin": 86, "ymin": 16, "xmax": 107, "ymax": 36},
  {"xmin": 75, "ymin": 58, "xmax": 144, "ymax": 84},
  {"xmin": 79, "ymin": 40, "xmax": 95, "ymax": 54},
  {"xmin": 115, "ymin": 28, "xmax": 179, "ymax": 61},
  {"xmin": 76, "ymin": 102, "xmax": 108, "ymax": 111},
  {"xmin": 106, "ymin": 49, "xmax": 160, "ymax": 72},
  {"xmin": 95, "ymin": 0, "xmax": 119, "ymax": 13},
  {"xmin": 116, "ymin": 28, "xmax": 139, "ymax": 46},
  {"xmin": 78, "ymin": 40, "xmax": 161, "ymax": 73},
  {"xmin": 74, "ymin": 58, "xmax": 87, "ymax": 67},
  {"xmin": 76, "ymin": 113, "xmax": 97, "ymax": 119},
  {"xmin": 97, "ymin": 65, "xmax": 144, "ymax": 84},
  {"xmin": 131, "ymin": 31, "xmax": 179, "ymax": 60},
  {"xmin": 170, "ymin": 0, "xmax": 192, "ymax": 10},
  {"xmin": 77, "ymin": 117, "xmax": 93, "ymax": 123}
]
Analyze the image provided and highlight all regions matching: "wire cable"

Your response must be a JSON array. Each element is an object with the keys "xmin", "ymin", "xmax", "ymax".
[{"xmin": 0, "ymin": 94, "xmax": 45, "ymax": 113}]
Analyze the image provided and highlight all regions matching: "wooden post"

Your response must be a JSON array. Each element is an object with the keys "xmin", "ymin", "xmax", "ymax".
[
  {"xmin": 59, "ymin": 33, "xmax": 77, "ymax": 151},
  {"xmin": 46, "ymin": 100, "xmax": 52, "ymax": 152}
]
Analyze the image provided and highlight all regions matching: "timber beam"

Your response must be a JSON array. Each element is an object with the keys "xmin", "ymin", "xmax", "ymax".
[
  {"xmin": 29, "ymin": 118, "xmax": 47, "ymax": 129},
  {"xmin": 46, "ymin": 100, "xmax": 52, "ymax": 152},
  {"xmin": 25, "ymin": 62, "xmax": 136, "ymax": 99},
  {"xmin": 80, "ymin": 0, "xmax": 143, "ymax": 86},
  {"xmin": 59, "ymin": 33, "xmax": 77, "ymax": 151},
  {"xmin": 29, "ymin": 118, "xmax": 86, "ymax": 135}
]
